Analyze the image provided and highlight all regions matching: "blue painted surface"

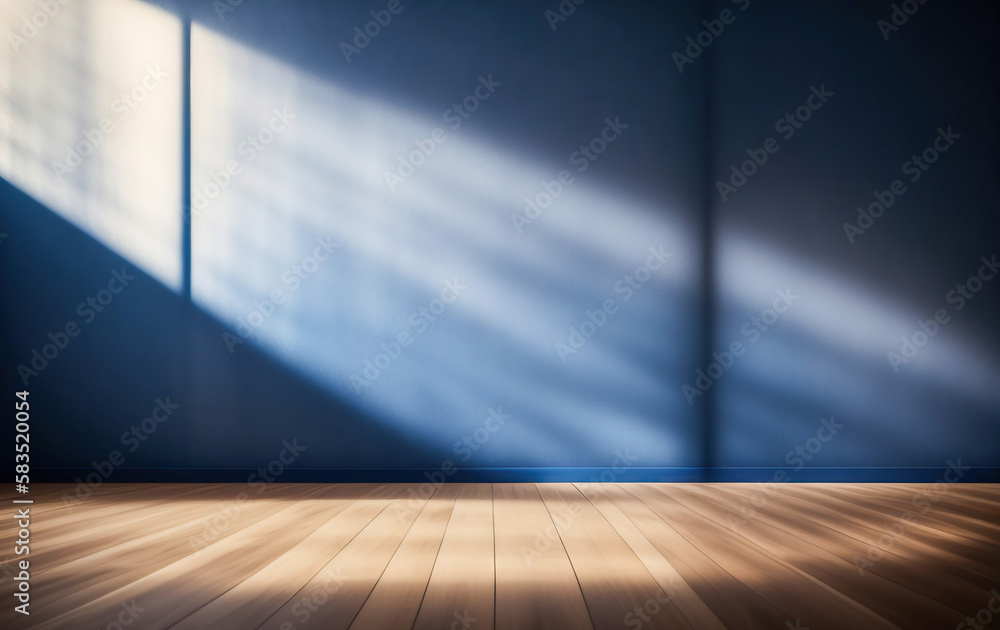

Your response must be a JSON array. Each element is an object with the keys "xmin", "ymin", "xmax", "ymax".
[{"xmin": 2, "ymin": 1, "xmax": 998, "ymax": 482}]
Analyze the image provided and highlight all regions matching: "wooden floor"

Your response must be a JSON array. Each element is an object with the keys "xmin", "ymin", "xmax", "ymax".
[{"xmin": 1, "ymin": 483, "xmax": 998, "ymax": 629}]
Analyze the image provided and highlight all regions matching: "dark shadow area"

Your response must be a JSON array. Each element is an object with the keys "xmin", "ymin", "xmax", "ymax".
[
  {"xmin": 0, "ymin": 176, "xmax": 434, "ymax": 475},
  {"xmin": 709, "ymin": 0, "xmax": 1000, "ymax": 470}
]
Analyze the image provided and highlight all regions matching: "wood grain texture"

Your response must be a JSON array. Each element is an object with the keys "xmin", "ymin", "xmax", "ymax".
[
  {"xmin": 411, "ymin": 483, "xmax": 495, "ymax": 630},
  {"xmin": 0, "ymin": 483, "xmax": 996, "ymax": 629},
  {"xmin": 493, "ymin": 483, "xmax": 594, "ymax": 630}
]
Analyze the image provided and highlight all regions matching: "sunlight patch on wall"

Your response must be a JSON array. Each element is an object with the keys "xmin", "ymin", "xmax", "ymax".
[
  {"xmin": 0, "ymin": 0, "xmax": 182, "ymax": 289},
  {"xmin": 189, "ymin": 26, "xmax": 699, "ymax": 466}
]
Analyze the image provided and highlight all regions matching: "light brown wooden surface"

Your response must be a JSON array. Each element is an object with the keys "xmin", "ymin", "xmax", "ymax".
[{"xmin": 1, "ymin": 483, "xmax": 997, "ymax": 629}]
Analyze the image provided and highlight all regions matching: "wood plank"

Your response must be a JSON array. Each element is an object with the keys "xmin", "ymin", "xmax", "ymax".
[
  {"xmin": 26, "ymin": 484, "xmax": 349, "ymax": 619},
  {"xmin": 348, "ymin": 483, "xmax": 461, "ymax": 630},
  {"xmin": 254, "ymin": 484, "xmax": 434, "ymax": 629},
  {"xmin": 823, "ymin": 484, "xmax": 1000, "ymax": 543},
  {"xmin": 19, "ymin": 484, "xmax": 300, "ymax": 575},
  {"xmin": 29, "ymin": 486, "xmax": 383, "ymax": 630},
  {"xmin": 875, "ymin": 483, "xmax": 1000, "ymax": 519},
  {"xmin": 173, "ymin": 493, "xmax": 392, "ymax": 629},
  {"xmin": 746, "ymin": 483, "xmax": 1000, "ymax": 586},
  {"xmin": 494, "ymin": 483, "xmax": 594, "ymax": 630},
  {"xmin": 0, "ymin": 484, "xmax": 221, "ymax": 555},
  {"xmin": 947, "ymin": 484, "xmax": 1000, "ymax": 500},
  {"xmin": 0, "ymin": 482, "xmax": 996, "ymax": 630},
  {"xmin": 601, "ymin": 484, "xmax": 792, "ymax": 628},
  {"xmin": 574, "ymin": 483, "xmax": 725, "ymax": 630},
  {"xmin": 660, "ymin": 484, "xmax": 965, "ymax": 628},
  {"xmin": 792, "ymin": 484, "xmax": 1000, "ymax": 557},
  {"xmin": 536, "ymin": 483, "xmax": 693, "ymax": 629},
  {"xmin": 631, "ymin": 484, "xmax": 898, "ymax": 629},
  {"xmin": 411, "ymin": 483, "xmax": 495, "ymax": 630},
  {"xmin": 687, "ymin": 482, "xmax": 997, "ymax": 612}
]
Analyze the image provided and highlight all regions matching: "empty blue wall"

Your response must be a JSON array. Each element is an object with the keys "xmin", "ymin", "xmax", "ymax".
[{"xmin": 1, "ymin": 0, "xmax": 997, "ymax": 481}]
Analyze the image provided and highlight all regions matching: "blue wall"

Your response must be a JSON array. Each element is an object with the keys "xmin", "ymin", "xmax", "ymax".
[
  {"xmin": 710, "ymin": 0, "xmax": 1000, "ymax": 474},
  {"xmin": 1, "ymin": 0, "xmax": 997, "ymax": 481}
]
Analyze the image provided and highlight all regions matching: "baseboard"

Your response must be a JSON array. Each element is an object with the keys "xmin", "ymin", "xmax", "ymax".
[{"xmin": 32, "ymin": 466, "xmax": 1000, "ymax": 483}]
